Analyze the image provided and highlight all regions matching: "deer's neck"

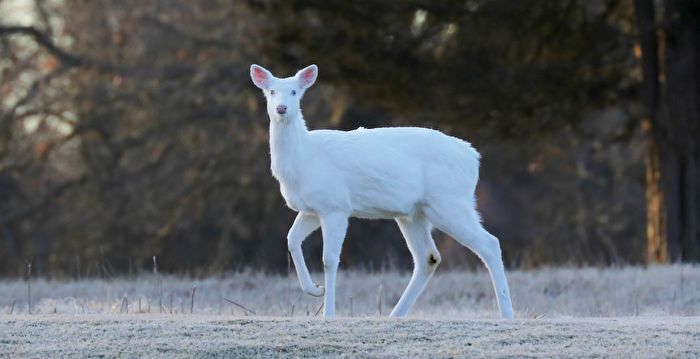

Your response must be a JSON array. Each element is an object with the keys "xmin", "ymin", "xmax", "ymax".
[{"xmin": 269, "ymin": 115, "xmax": 309, "ymax": 184}]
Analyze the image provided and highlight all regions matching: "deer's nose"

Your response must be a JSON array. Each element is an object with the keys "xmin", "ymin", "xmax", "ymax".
[{"xmin": 276, "ymin": 105, "xmax": 287, "ymax": 114}]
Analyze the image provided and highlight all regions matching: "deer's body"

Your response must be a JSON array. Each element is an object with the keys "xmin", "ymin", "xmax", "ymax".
[
  {"xmin": 251, "ymin": 64, "xmax": 514, "ymax": 319},
  {"xmin": 271, "ymin": 122, "xmax": 480, "ymax": 220}
]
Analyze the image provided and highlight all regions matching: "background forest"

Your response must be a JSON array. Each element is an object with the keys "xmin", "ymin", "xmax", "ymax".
[{"xmin": 0, "ymin": 0, "xmax": 698, "ymax": 277}]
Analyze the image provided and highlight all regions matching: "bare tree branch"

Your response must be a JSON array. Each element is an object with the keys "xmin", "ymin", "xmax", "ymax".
[
  {"xmin": 0, "ymin": 176, "xmax": 88, "ymax": 226},
  {"xmin": 0, "ymin": 25, "xmax": 86, "ymax": 67},
  {"xmin": 0, "ymin": 25, "xmax": 125, "ymax": 73}
]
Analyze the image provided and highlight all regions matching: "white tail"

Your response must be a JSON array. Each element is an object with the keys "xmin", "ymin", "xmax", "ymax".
[{"xmin": 250, "ymin": 64, "xmax": 514, "ymax": 319}]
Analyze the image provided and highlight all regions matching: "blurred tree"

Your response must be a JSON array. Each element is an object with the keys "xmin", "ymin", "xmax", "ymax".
[
  {"xmin": 0, "ymin": 0, "xmax": 667, "ymax": 276},
  {"xmin": 248, "ymin": 0, "xmax": 646, "ymax": 268},
  {"xmin": 252, "ymin": 0, "xmax": 631, "ymax": 136},
  {"xmin": 635, "ymin": 0, "xmax": 700, "ymax": 262}
]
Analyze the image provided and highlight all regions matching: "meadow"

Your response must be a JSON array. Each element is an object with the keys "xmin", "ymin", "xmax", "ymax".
[{"xmin": 1, "ymin": 265, "xmax": 699, "ymax": 357}]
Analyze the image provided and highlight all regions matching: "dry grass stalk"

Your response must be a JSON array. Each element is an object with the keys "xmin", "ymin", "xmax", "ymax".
[
  {"xmin": 153, "ymin": 256, "xmax": 163, "ymax": 314},
  {"xmin": 119, "ymin": 296, "xmax": 129, "ymax": 314},
  {"xmin": 190, "ymin": 286, "xmax": 197, "ymax": 314},
  {"xmin": 314, "ymin": 303, "xmax": 324, "ymax": 317},
  {"xmin": 26, "ymin": 260, "xmax": 32, "ymax": 315},
  {"xmin": 223, "ymin": 297, "xmax": 256, "ymax": 315}
]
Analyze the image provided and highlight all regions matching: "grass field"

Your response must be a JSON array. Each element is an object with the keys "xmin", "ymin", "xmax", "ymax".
[
  {"xmin": 1, "ymin": 265, "xmax": 699, "ymax": 357},
  {"xmin": 2, "ymin": 316, "xmax": 699, "ymax": 357}
]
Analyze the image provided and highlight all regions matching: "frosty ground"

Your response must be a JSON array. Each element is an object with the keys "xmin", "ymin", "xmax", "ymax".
[
  {"xmin": 2, "ymin": 316, "xmax": 699, "ymax": 357},
  {"xmin": 1, "ymin": 265, "xmax": 699, "ymax": 357}
]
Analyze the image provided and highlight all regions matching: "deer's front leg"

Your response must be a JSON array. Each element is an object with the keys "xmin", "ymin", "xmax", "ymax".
[
  {"xmin": 288, "ymin": 212, "xmax": 324, "ymax": 297},
  {"xmin": 319, "ymin": 212, "xmax": 349, "ymax": 317}
]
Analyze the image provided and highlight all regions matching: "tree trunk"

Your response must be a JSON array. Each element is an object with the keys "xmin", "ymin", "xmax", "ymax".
[
  {"xmin": 642, "ymin": 119, "xmax": 667, "ymax": 262},
  {"xmin": 635, "ymin": 0, "xmax": 668, "ymax": 263},
  {"xmin": 636, "ymin": 0, "xmax": 700, "ymax": 262},
  {"xmin": 662, "ymin": 0, "xmax": 700, "ymax": 261}
]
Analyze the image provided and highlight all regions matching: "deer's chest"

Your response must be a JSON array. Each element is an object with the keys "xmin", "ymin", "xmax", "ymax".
[
  {"xmin": 278, "ymin": 182, "xmax": 308, "ymax": 212},
  {"xmin": 272, "ymin": 159, "xmax": 309, "ymax": 212}
]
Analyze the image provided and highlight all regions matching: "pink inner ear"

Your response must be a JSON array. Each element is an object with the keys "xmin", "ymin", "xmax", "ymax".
[
  {"xmin": 252, "ymin": 67, "xmax": 268, "ymax": 87},
  {"xmin": 300, "ymin": 68, "xmax": 315, "ymax": 86}
]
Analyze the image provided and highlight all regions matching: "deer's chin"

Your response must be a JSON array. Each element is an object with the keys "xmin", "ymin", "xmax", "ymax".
[{"xmin": 272, "ymin": 113, "xmax": 292, "ymax": 123}]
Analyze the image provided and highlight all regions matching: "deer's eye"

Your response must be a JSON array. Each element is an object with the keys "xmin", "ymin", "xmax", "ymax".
[
  {"xmin": 270, "ymin": 90, "xmax": 275, "ymax": 95},
  {"xmin": 291, "ymin": 90, "xmax": 297, "ymax": 96}
]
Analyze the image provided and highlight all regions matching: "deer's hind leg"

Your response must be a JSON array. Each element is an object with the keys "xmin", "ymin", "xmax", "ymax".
[
  {"xmin": 390, "ymin": 214, "xmax": 441, "ymax": 317},
  {"xmin": 425, "ymin": 200, "xmax": 515, "ymax": 319}
]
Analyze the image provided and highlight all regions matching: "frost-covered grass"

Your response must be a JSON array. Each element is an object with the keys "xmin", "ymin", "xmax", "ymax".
[
  {"xmin": 0, "ymin": 264, "xmax": 698, "ymax": 318},
  {"xmin": 1, "ymin": 265, "xmax": 698, "ymax": 357},
  {"xmin": 1, "ymin": 316, "xmax": 699, "ymax": 358}
]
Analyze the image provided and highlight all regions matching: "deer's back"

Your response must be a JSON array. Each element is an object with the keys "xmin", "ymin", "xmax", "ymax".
[{"xmin": 306, "ymin": 127, "xmax": 480, "ymax": 218}]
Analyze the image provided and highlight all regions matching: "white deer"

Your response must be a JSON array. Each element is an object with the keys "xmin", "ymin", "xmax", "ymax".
[{"xmin": 250, "ymin": 64, "xmax": 514, "ymax": 319}]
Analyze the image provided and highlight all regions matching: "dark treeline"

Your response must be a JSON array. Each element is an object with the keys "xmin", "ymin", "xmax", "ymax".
[{"xmin": 0, "ymin": 0, "xmax": 698, "ymax": 277}]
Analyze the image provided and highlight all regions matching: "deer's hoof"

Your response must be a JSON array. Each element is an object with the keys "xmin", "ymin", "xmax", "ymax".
[{"xmin": 306, "ymin": 284, "xmax": 324, "ymax": 297}]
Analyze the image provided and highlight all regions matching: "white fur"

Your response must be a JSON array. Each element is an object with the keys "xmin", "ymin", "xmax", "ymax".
[{"xmin": 250, "ymin": 64, "xmax": 514, "ymax": 319}]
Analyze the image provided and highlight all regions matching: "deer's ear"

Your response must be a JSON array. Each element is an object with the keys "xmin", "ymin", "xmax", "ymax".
[
  {"xmin": 250, "ymin": 64, "xmax": 272, "ymax": 90},
  {"xmin": 295, "ymin": 64, "xmax": 318, "ymax": 89}
]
